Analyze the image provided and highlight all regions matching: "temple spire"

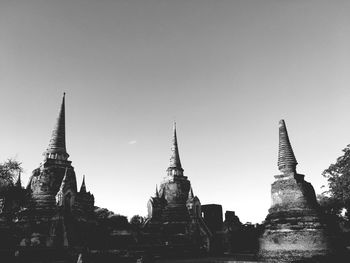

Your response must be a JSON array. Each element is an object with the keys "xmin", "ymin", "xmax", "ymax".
[
  {"xmin": 59, "ymin": 168, "xmax": 69, "ymax": 190},
  {"xmin": 167, "ymin": 122, "xmax": 184, "ymax": 176},
  {"xmin": 80, "ymin": 175, "xmax": 86, "ymax": 193},
  {"xmin": 45, "ymin": 93, "xmax": 69, "ymax": 160},
  {"xmin": 15, "ymin": 172, "xmax": 22, "ymax": 188},
  {"xmin": 155, "ymin": 185, "xmax": 159, "ymax": 198},
  {"xmin": 56, "ymin": 168, "xmax": 69, "ymax": 206},
  {"xmin": 188, "ymin": 187, "xmax": 194, "ymax": 199},
  {"xmin": 278, "ymin": 120, "xmax": 298, "ymax": 173}
]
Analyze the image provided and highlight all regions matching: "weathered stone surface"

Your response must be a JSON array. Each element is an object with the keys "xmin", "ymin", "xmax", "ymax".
[
  {"xmin": 143, "ymin": 123, "xmax": 211, "ymax": 253},
  {"xmin": 259, "ymin": 120, "xmax": 335, "ymax": 262},
  {"xmin": 260, "ymin": 175, "xmax": 333, "ymax": 262},
  {"xmin": 1, "ymin": 94, "xmax": 96, "ymax": 250},
  {"xmin": 28, "ymin": 165, "xmax": 77, "ymax": 210}
]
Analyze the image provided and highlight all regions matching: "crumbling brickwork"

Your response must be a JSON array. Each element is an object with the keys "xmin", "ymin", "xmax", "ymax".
[
  {"xmin": 143, "ymin": 123, "xmax": 211, "ymax": 253},
  {"xmin": 259, "ymin": 120, "xmax": 334, "ymax": 262},
  {"xmin": 0, "ymin": 94, "xmax": 96, "ymax": 249}
]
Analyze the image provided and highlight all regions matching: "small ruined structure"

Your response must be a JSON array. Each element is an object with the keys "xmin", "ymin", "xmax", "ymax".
[
  {"xmin": 259, "ymin": 120, "xmax": 334, "ymax": 262},
  {"xmin": 222, "ymin": 211, "xmax": 242, "ymax": 253},
  {"xmin": 143, "ymin": 123, "xmax": 211, "ymax": 253},
  {"xmin": 201, "ymin": 204, "xmax": 223, "ymax": 233},
  {"xmin": 17, "ymin": 93, "xmax": 96, "ymax": 248},
  {"xmin": 201, "ymin": 204, "xmax": 224, "ymax": 254}
]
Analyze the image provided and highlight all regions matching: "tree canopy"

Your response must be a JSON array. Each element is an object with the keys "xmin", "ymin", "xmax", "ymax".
[
  {"xmin": 0, "ymin": 158, "xmax": 23, "ymax": 194},
  {"xmin": 130, "ymin": 215, "xmax": 146, "ymax": 227},
  {"xmin": 322, "ymin": 145, "xmax": 350, "ymax": 220},
  {"xmin": 94, "ymin": 206, "xmax": 129, "ymax": 229}
]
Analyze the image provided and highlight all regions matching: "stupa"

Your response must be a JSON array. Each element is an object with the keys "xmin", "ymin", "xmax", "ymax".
[
  {"xmin": 22, "ymin": 93, "xmax": 95, "ymax": 248},
  {"xmin": 143, "ymin": 123, "xmax": 211, "ymax": 253},
  {"xmin": 259, "ymin": 120, "xmax": 334, "ymax": 262}
]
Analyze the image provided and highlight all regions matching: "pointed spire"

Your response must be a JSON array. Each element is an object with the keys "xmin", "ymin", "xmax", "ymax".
[
  {"xmin": 80, "ymin": 175, "xmax": 86, "ymax": 193},
  {"xmin": 45, "ymin": 93, "xmax": 69, "ymax": 160},
  {"xmin": 56, "ymin": 168, "xmax": 69, "ymax": 206},
  {"xmin": 15, "ymin": 172, "xmax": 22, "ymax": 188},
  {"xmin": 155, "ymin": 185, "xmax": 159, "ymax": 198},
  {"xmin": 278, "ymin": 120, "xmax": 298, "ymax": 173},
  {"xmin": 167, "ymin": 122, "xmax": 184, "ymax": 176},
  {"xmin": 59, "ymin": 168, "xmax": 69, "ymax": 191},
  {"xmin": 188, "ymin": 187, "xmax": 194, "ymax": 199}
]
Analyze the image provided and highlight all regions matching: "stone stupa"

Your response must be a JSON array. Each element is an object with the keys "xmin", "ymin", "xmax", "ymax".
[
  {"xmin": 259, "ymin": 120, "xmax": 334, "ymax": 262},
  {"xmin": 143, "ymin": 122, "xmax": 211, "ymax": 253}
]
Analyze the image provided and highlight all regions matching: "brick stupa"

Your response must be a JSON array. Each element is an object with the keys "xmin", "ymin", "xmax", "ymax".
[
  {"xmin": 24, "ymin": 93, "xmax": 95, "ymax": 247},
  {"xmin": 259, "ymin": 120, "xmax": 333, "ymax": 262},
  {"xmin": 143, "ymin": 123, "xmax": 211, "ymax": 253}
]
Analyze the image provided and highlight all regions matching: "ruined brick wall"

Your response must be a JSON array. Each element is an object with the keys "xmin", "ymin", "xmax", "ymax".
[
  {"xmin": 201, "ymin": 204, "xmax": 223, "ymax": 233},
  {"xmin": 259, "ymin": 174, "xmax": 334, "ymax": 262},
  {"xmin": 270, "ymin": 174, "xmax": 318, "ymax": 213}
]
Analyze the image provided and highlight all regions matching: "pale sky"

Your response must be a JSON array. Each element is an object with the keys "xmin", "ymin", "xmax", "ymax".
[{"xmin": 1, "ymin": 0, "xmax": 350, "ymax": 223}]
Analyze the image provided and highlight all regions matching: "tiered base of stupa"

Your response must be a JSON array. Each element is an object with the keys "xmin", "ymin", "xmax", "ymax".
[
  {"xmin": 259, "ymin": 173, "xmax": 334, "ymax": 262},
  {"xmin": 142, "ymin": 175, "xmax": 211, "ymax": 254}
]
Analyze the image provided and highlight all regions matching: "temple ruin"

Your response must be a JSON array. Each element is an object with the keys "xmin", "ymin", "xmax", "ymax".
[
  {"xmin": 143, "ymin": 122, "xmax": 212, "ymax": 253},
  {"xmin": 259, "ymin": 120, "xmax": 334, "ymax": 262},
  {"xmin": 0, "ymin": 94, "xmax": 96, "ymax": 253},
  {"xmin": 1, "ymin": 98, "xmax": 347, "ymax": 261}
]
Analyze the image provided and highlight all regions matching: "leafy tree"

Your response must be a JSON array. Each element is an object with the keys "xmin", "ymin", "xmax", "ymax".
[
  {"xmin": 108, "ymin": 214, "xmax": 129, "ymax": 229},
  {"xmin": 0, "ymin": 158, "xmax": 23, "ymax": 195},
  {"xmin": 94, "ymin": 206, "xmax": 129, "ymax": 228},
  {"xmin": 94, "ymin": 206, "xmax": 115, "ymax": 220},
  {"xmin": 317, "ymin": 194, "xmax": 343, "ymax": 217},
  {"xmin": 322, "ymin": 145, "xmax": 350, "ymax": 221},
  {"xmin": 130, "ymin": 214, "xmax": 145, "ymax": 228},
  {"xmin": 92, "ymin": 207, "xmax": 131, "ymax": 248},
  {"xmin": 0, "ymin": 159, "xmax": 26, "ymax": 214}
]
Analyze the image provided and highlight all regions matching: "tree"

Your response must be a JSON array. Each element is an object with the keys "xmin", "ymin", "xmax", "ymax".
[
  {"xmin": 108, "ymin": 214, "xmax": 129, "ymax": 229},
  {"xmin": 322, "ymin": 145, "xmax": 350, "ymax": 221},
  {"xmin": 317, "ymin": 194, "xmax": 343, "ymax": 217},
  {"xmin": 94, "ymin": 206, "xmax": 129, "ymax": 229},
  {"xmin": 94, "ymin": 206, "xmax": 115, "ymax": 220},
  {"xmin": 0, "ymin": 159, "xmax": 23, "ymax": 194},
  {"xmin": 0, "ymin": 159, "xmax": 26, "ymax": 214},
  {"xmin": 130, "ymin": 215, "xmax": 145, "ymax": 228}
]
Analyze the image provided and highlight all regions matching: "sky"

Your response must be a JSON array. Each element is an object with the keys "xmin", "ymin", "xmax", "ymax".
[{"xmin": 1, "ymin": 0, "xmax": 350, "ymax": 224}]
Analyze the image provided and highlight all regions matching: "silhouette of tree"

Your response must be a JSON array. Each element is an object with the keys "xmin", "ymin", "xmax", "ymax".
[
  {"xmin": 322, "ymin": 145, "xmax": 350, "ymax": 221},
  {"xmin": 0, "ymin": 158, "xmax": 23, "ymax": 195},
  {"xmin": 130, "ymin": 215, "xmax": 145, "ymax": 228},
  {"xmin": 94, "ymin": 206, "xmax": 115, "ymax": 220},
  {"xmin": 94, "ymin": 206, "xmax": 129, "ymax": 229},
  {"xmin": 317, "ymin": 194, "xmax": 343, "ymax": 218}
]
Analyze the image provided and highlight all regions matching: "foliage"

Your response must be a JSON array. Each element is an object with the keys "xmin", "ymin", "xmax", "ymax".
[
  {"xmin": 91, "ymin": 207, "xmax": 132, "ymax": 248},
  {"xmin": 317, "ymin": 194, "xmax": 343, "ymax": 217},
  {"xmin": 94, "ymin": 206, "xmax": 115, "ymax": 220},
  {"xmin": 0, "ymin": 158, "xmax": 26, "ymax": 214},
  {"xmin": 0, "ymin": 158, "xmax": 23, "ymax": 194},
  {"xmin": 94, "ymin": 206, "xmax": 129, "ymax": 229},
  {"xmin": 130, "ymin": 214, "xmax": 146, "ymax": 228},
  {"xmin": 108, "ymin": 214, "xmax": 129, "ymax": 228},
  {"xmin": 322, "ymin": 145, "xmax": 350, "ymax": 221}
]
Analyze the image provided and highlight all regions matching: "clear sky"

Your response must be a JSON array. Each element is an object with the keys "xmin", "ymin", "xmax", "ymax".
[{"xmin": 1, "ymin": 0, "xmax": 350, "ymax": 223}]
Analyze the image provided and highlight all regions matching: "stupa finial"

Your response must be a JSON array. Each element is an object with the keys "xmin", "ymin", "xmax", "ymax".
[
  {"xmin": 45, "ymin": 93, "xmax": 69, "ymax": 160},
  {"xmin": 80, "ymin": 175, "xmax": 86, "ymax": 193},
  {"xmin": 167, "ymin": 121, "xmax": 184, "ymax": 176},
  {"xmin": 278, "ymin": 120, "xmax": 298, "ymax": 173}
]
